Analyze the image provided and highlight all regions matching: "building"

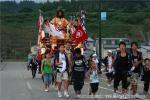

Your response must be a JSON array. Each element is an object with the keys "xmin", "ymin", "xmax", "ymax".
[
  {"xmin": 140, "ymin": 46, "xmax": 150, "ymax": 58},
  {"xmin": 95, "ymin": 38, "xmax": 130, "ymax": 58}
]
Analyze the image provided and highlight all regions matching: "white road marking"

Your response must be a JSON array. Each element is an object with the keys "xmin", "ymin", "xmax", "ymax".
[
  {"xmin": 26, "ymin": 81, "xmax": 32, "ymax": 90},
  {"xmin": 84, "ymin": 83, "xmax": 120, "ymax": 93},
  {"xmin": 84, "ymin": 82, "xmax": 148, "ymax": 100}
]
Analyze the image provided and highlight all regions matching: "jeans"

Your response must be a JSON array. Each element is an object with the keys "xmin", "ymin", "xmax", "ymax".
[{"xmin": 44, "ymin": 73, "xmax": 52, "ymax": 86}]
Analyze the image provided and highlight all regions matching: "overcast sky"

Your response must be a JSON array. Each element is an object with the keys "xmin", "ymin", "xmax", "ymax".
[{"xmin": 0, "ymin": 0, "xmax": 71, "ymax": 3}]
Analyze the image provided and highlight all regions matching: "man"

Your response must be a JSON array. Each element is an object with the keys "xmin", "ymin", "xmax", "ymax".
[
  {"xmin": 27, "ymin": 52, "xmax": 32, "ymax": 70},
  {"xmin": 51, "ymin": 9, "xmax": 69, "ymax": 38},
  {"xmin": 113, "ymin": 42, "xmax": 131, "ymax": 97},
  {"xmin": 129, "ymin": 42, "xmax": 143, "ymax": 96},
  {"xmin": 65, "ymin": 42, "xmax": 73, "ymax": 84},
  {"xmin": 103, "ymin": 50, "xmax": 115, "ymax": 87},
  {"xmin": 54, "ymin": 44, "xmax": 69, "ymax": 98},
  {"xmin": 71, "ymin": 48, "xmax": 88, "ymax": 97},
  {"xmin": 29, "ymin": 55, "xmax": 39, "ymax": 79}
]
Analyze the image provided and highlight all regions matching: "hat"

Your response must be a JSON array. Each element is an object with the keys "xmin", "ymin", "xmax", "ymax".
[
  {"xmin": 92, "ymin": 53, "xmax": 97, "ymax": 57},
  {"xmin": 107, "ymin": 50, "xmax": 112, "ymax": 53}
]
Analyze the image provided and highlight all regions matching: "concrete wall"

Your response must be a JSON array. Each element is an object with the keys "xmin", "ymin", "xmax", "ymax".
[{"xmin": 139, "ymin": 48, "xmax": 150, "ymax": 58}]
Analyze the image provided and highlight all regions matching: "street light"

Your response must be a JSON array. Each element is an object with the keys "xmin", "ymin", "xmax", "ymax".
[
  {"xmin": 99, "ymin": 1, "xmax": 107, "ymax": 60},
  {"xmin": 99, "ymin": 0, "xmax": 101, "ymax": 60}
]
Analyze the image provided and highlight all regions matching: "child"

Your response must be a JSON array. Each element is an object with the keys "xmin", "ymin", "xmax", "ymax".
[
  {"xmin": 41, "ymin": 50, "xmax": 53, "ymax": 92},
  {"xmin": 71, "ymin": 48, "xmax": 87, "ymax": 96},
  {"xmin": 142, "ymin": 58, "xmax": 150, "ymax": 94},
  {"xmin": 86, "ymin": 61, "xmax": 99, "ymax": 96},
  {"xmin": 103, "ymin": 50, "xmax": 114, "ymax": 87}
]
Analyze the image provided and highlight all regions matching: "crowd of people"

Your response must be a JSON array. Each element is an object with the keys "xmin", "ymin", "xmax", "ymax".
[
  {"xmin": 26, "ymin": 9, "xmax": 150, "ymax": 99},
  {"xmin": 27, "ymin": 41, "xmax": 150, "ymax": 99},
  {"xmin": 103, "ymin": 42, "xmax": 150, "ymax": 99}
]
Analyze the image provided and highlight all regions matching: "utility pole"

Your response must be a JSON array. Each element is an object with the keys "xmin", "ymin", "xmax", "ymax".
[
  {"xmin": 0, "ymin": 29, "xmax": 1, "ymax": 62},
  {"xmin": 99, "ymin": 0, "xmax": 101, "ymax": 60}
]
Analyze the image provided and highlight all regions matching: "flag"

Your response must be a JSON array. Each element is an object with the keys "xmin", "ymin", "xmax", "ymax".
[
  {"xmin": 37, "ymin": 15, "xmax": 44, "ymax": 31},
  {"xmin": 72, "ymin": 25, "xmax": 88, "ymax": 43}
]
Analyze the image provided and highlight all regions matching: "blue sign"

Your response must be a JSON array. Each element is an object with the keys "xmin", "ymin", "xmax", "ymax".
[{"xmin": 101, "ymin": 12, "xmax": 107, "ymax": 21}]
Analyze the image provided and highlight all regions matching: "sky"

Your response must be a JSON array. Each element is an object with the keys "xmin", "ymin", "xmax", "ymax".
[{"xmin": 0, "ymin": 0, "xmax": 71, "ymax": 3}]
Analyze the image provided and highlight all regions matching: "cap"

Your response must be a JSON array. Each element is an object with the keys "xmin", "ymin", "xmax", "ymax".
[
  {"xmin": 92, "ymin": 53, "xmax": 97, "ymax": 57},
  {"xmin": 107, "ymin": 50, "xmax": 112, "ymax": 53}
]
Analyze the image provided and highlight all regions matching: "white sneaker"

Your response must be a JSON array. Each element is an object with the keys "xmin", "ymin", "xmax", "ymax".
[
  {"xmin": 76, "ymin": 94, "xmax": 81, "ymax": 98},
  {"xmin": 64, "ymin": 91, "xmax": 69, "ymax": 98},
  {"xmin": 44, "ymin": 89, "xmax": 49, "ymax": 92},
  {"xmin": 58, "ymin": 91, "xmax": 62, "ymax": 98}
]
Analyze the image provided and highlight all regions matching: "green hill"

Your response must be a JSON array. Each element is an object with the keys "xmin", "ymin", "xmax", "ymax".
[{"xmin": 1, "ymin": 0, "xmax": 150, "ymax": 60}]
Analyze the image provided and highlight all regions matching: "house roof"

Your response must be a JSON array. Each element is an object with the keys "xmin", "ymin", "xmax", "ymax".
[
  {"xmin": 87, "ymin": 37, "xmax": 94, "ymax": 42},
  {"xmin": 141, "ymin": 46, "xmax": 150, "ymax": 51}
]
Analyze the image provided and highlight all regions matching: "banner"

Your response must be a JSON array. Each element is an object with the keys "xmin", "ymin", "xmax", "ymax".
[{"xmin": 72, "ymin": 25, "xmax": 88, "ymax": 43}]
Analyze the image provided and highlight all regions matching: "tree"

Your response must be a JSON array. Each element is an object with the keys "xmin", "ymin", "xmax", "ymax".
[{"xmin": 19, "ymin": 7, "xmax": 33, "ymax": 13}]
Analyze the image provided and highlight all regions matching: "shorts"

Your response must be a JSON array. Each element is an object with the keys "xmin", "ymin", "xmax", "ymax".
[
  {"xmin": 56, "ymin": 71, "xmax": 68, "ymax": 82},
  {"xmin": 43, "ymin": 73, "xmax": 52, "ymax": 85},
  {"xmin": 90, "ymin": 83, "xmax": 99, "ymax": 93},
  {"xmin": 130, "ymin": 73, "xmax": 139, "ymax": 85}
]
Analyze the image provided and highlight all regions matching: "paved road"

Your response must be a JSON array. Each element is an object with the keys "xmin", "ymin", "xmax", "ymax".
[{"xmin": 0, "ymin": 62, "xmax": 149, "ymax": 100}]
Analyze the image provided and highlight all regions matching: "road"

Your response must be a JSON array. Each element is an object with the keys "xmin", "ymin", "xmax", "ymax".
[{"xmin": 0, "ymin": 62, "xmax": 149, "ymax": 100}]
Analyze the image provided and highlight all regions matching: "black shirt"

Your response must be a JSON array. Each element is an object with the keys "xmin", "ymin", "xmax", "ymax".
[
  {"xmin": 115, "ymin": 54, "xmax": 130, "ymax": 73},
  {"xmin": 143, "ymin": 66, "xmax": 150, "ymax": 80},
  {"xmin": 73, "ymin": 55, "xmax": 85, "ymax": 72}
]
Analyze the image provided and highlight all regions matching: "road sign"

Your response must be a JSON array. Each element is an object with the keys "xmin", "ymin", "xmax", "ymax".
[{"xmin": 101, "ymin": 12, "xmax": 107, "ymax": 21}]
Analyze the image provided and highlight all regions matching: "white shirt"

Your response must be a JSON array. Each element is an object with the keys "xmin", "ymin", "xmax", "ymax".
[
  {"xmin": 59, "ymin": 53, "xmax": 66, "ymax": 72},
  {"xmin": 107, "ymin": 56, "xmax": 113, "ymax": 73},
  {"xmin": 108, "ymin": 56, "xmax": 113, "ymax": 67}
]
